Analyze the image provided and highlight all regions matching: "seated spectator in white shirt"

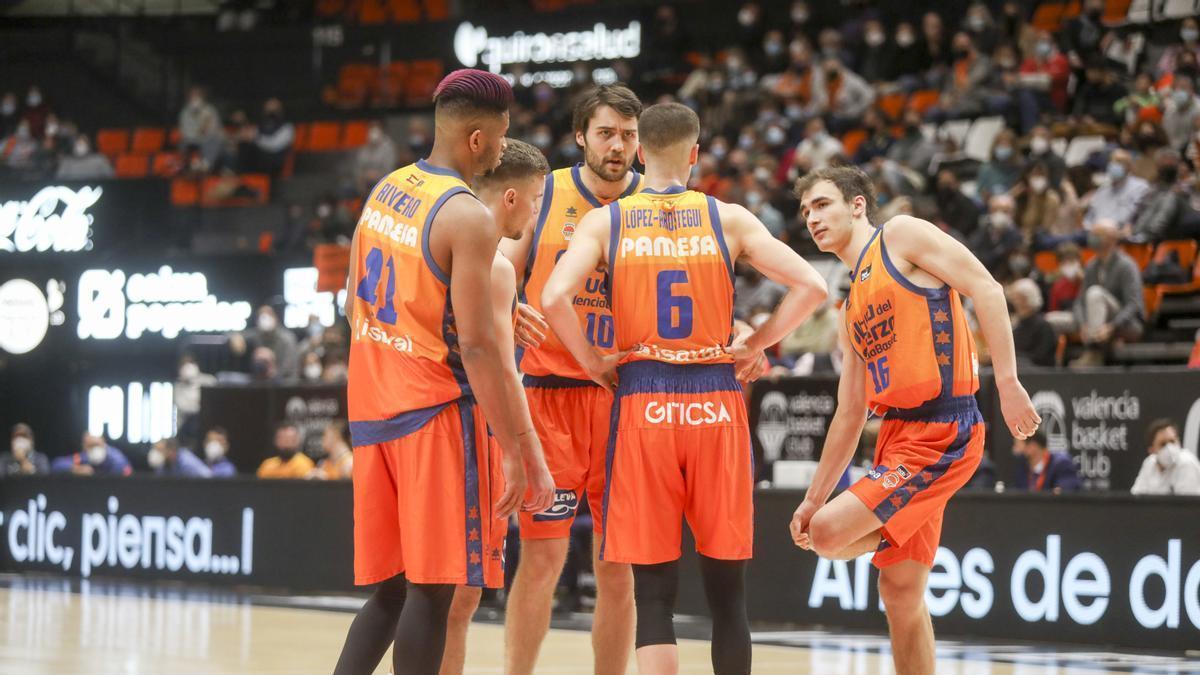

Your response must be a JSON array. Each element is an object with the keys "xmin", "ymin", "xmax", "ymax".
[
  {"xmin": 1082, "ymin": 149, "xmax": 1150, "ymax": 231},
  {"xmin": 1131, "ymin": 419, "xmax": 1200, "ymax": 496},
  {"xmin": 55, "ymin": 134, "xmax": 114, "ymax": 180}
]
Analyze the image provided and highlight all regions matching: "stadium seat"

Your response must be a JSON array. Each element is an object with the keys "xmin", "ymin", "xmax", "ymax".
[
  {"xmin": 96, "ymin": 129, "xmax": 130, "ymax": 156},
  {"xmin": 152, "ymin": 152, "xmax": 180, "ymax": 177},
  {"xmin": 336, "ymin": 64, "xmax": 376, "ymax": 108},
  {"xmin": 131, "ymin": 128, "xmax": 166, "ymax": 155},
  {"xmin": 1143, "ymin": 286, "xmax": 1161, "ymax": 319},
  {"xmin": 376, "ymin": 62, "xmax": 409, "ymax": 107},
  {"xmin": 1063, "ymin": 135, "xmax": 1106, "ymax": 167},
  {"xmin": 878, "ymin": 92, "xmax": 907, "ymax": 121},
  {"xmin": 963, "ymin": 116, "xmax": 1006, "ymax": 162},
  {"xmin": 314, "ymin": 243, "xmax": 352, "ymax": 293},
  {"xmin": 1080, "ymin": 248, "xmax": 1096, "ymax": 266},
  {"xmin": 1162, "ymin": 0, "xmax": 1197, "ymax": 18},
  {"xmin": 342, "ymin": 120, "xmax": 369, "ymax": 148},
  {"xmin": 938, "ymin": 119, "xmax": 971, "ymax": 148},
  {"xmin": 1034, "ymin": 250, "xmax": 1060, "ymax": 274},
  {"xmin": 1125, "ymin": 0, "xmax": 1151, "ymax": 22},
  {"xmin": 1154, "ymin": 239, "xmax": 1198, "ymax": 273},
  {"xmin": 292, "ymin": 123, "xmax": 310, "ymax": 152},
  {"xmin": 114, "ymin": 154, "xmax": 149, "ymax": 178},
  {"xmin": 908, "ymin": 89, "xmax": 940, "ymax": 114},
  {"xmin": 840, "ymin": 129, "xmax": 868, "ymax": 158},
  {"xmin": 405, "ymin": 59, "xmax": 444, "ymax": 105},
  {"xmin": 168, "ymin": 127, "xmax": 181, "ymax": 148},
  {"xmin": 1120, "ymin": 241, "xmax": 1155, "ymax": 270},
  {"xmin": 307, "ymin": 122, "xmax": 341, "ymax": 152},
  {"xmin": 170, "ymin": 178, "xmax": 200, "ymax": 206}
]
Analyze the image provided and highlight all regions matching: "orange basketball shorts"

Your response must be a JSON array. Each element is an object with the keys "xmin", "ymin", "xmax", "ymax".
[
  {"xmin": 351, "ymin": 399, "xmax": 505, "ymax": 587},
  {"xmin": 600, "ymin": 361, "xmax": 754, "ymax": 565},
  {"xmin": 849, "ymin": 395, "xmax": 984, "ymax": 569},
  {"xmin": 518, "ymin": 376, "xmax": 613, "ymax": 540}
]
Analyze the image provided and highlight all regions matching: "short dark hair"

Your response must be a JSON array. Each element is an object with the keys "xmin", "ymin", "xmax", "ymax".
[
  {"xmin": 1026, "ymin": 429, "xmax": 1048, "ymax": 449},
  {"xmin": 474, "ymin": 138, "xmax": 549, "ymax": 191},
  {"xmin": 157, "ymin": 437, "xmax": 180, "ymax": 452},
  {"xmin": 572, "ymin": 84, "xmax": 643, "ymax": 134},
  {"xmin": 11, "ymin": 423, "xmax": 33, "ymax": 441},
  {"xmin": 433, "ymin": 69, "xmax": 513, "ymax": 116},
  {"xmin": 638, "ymin": 102, "xmax": 700, "ymax": 152},
  {"xmin": 1145, "ymin": 418, "xmax": 1177, "ymax": 447},
  {"xmin": 276, "ymin": 421, "xmax": 300, "ymax": 434},
  {"xmin": 209, "ymin": 426, "xmax": 228, "ymax": 439},
  {"xmin": 793, "ymin": 166, "xmax": 878, "ymax": 223}
]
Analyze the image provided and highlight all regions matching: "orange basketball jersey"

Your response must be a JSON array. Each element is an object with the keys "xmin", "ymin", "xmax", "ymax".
[
  {"xmin": 520, "ymin": 164, "xmax": 641, "ymax": 380},
  {"xmin": 347, "ymin": 159, "xmax": 476, "ymax": 446},
  {"xmin": 844, "ymin": 224, "xmax": 980, "ymax": 414},
  {"xmin": 608, "ymin": 186, "xmax": 735, "ymax": 366}
]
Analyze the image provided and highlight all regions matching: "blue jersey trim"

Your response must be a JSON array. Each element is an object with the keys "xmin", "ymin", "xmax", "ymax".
[
  {"xmin": 417, "ymin": 158, "xmax": 467, "ymax": 183},
  {"xmin": 421, "ymin": 186, "xmax": 472, "ymax": 286},
  {"xmin": 349, "ymin": 401, "xmax": 451, "ymax": 447}
]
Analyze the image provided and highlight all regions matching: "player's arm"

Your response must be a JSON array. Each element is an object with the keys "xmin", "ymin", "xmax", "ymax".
[
  {"xmin": 491, "ymin": 253, "xmax": 555, "ymax": 507},
  {"xmin": 498, "ymin": 233, "xmax": 548, "ymax": 349},
  {"xmin": 791, "ymin": 314, "xmax": 868, "ymax": 545},
  {"xmin": 541, "ymin": 207, "xmax": 616, "ymax": 390},
  {"xmin": 443, "ymin": 197, "xmax": 552, "ymax": 516},
  {"xmin": 720, "ymin": 201, "xmax": 828, "ymax": 354},
  {"xmin": 883, "ymin": 215, "xmax": 1040, "ymax": 439}
]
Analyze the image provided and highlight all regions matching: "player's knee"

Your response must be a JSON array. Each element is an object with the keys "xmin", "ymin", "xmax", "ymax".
[
  {"xmin": 878, "ymin": 570, "xmax": 925, "ymax": 616},
  {"xmin": 594, "ymin": 560, "xmax": 634, "ymax": 600},
  {"xmin": 807, "ymin": 510, "xmax": 847, "ymax": 559},
  {"xmin": 448, "ymin": 587, "xmax": 481, "ymax": 624},
  {"xmin": 516, "ymin": 540, "xmax": 568, "ymax": 585}
]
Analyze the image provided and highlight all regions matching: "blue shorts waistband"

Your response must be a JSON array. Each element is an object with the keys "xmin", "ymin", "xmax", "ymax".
[
  {"xmin": 616, "ymin": 360, "xmax": 740, "ymax": 397},
  {"xmin": 885, "ymin": 395, "xmax": 981, "ymax": 423},
  {"xmin": 522, "ymin": 373, "xmax": 599, "ymax": 389},
  {"xmin": 350, "ymin": 397, "xmax": 471, "ymax": 447}
]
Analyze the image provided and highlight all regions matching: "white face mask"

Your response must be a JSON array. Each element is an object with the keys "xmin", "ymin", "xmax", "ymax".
[
  {"xmin": 1156, "ymin": 442, "xmax": 1181, "ymax": 469},
  {"xmin": 147, "ymin": 448, "xmax": 165, "ymax": 470},
  {"xmin": 1029, "ymin": 176, "xmax": 1048, "ymax": 193},
  {"xmin": 1030, "ymin": 136, "xmax": 1050, "ymax": 155},
  {"xmin": 205, "ymin": 441, "xmax": 226, "ymax": 462},
  {"xmin": 304, "ymin": 363, "xmax": 323, "ymax": 380},
  {"xmin": 12, "ymin": 437, "xmax": 32, "ymax": 458},
  {"xmin": 1060, "ymin": 261, "xmax": 1082, "ymax": 279},
  {"xmin": 896, "ymin": 32, "xmax": 915, "ymax": 47},
  {"xmin": 257, "ymin": 313, "xmax": 277, "ymax": 332},
  {"xmin": 180, "ymin": 363, "xmax": 200, "ymax": 380},
  {"xmin": 87, "ymin": 444, "xmax": 107, "ymax": 465}
]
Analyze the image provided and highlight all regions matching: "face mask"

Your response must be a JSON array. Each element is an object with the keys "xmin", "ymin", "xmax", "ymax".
[
  {"xmin": 205, "ymin": 441, "xmax": 226, "ymax": 462},
  {"xmin": 995, "ymin": 146, "xmax": 1013, "ymax": 161},
  {"xmin": 765, "ymin": 126, "xmax": 785, "ymax": 146},
  {"xmin": 147, "ymin": 448, "xmax": 165, "ymax": 470},
  {"xmin": 1009, "ymin": 255, "xmax": 1032, "ymax": 277},
  {"xmin": 27, "ymin": 93, "xmax": 41, "ymax": 106},
  {"xmin": 367, "ymin": 127, "xmax": 382, "ymax": 143},
  {"xmin": 746, "ymin": 192, "xmax": 763, "ymax": 209},
  {"xmin": 1159, "ymin": 166, "xmax": 1179, "ymax": 184},
  {"xmin": 824, "ymin": 67, "xmax": 840, "ymax": 80},
  {"xmin": 1174, "ymin": 90, "xmax": 1191, "ymax": 106},
  {"xmin": 257, "ymin": 313, "xmax": 277, "ymax": 332},
  {"xmin": 316, "ymin": 204, "xmax": 332, "ymax": 219},
  {"xmin": 738, "ymin": 8, "xmax": 755, "ymax": 27},
  {"xmin": 74, "ymin": 142, "xmax": 89, "ymax": 157},
  {"xmin": 954, "ymin": 48, "xmax": 970, "ymax": 60},
  {"xmin": 785, "ymin": 105, "xmax": 804, "ymax": 120},
  {"xmin": 1183, "ymin": 28, "xmax": 1199, "ymax": 43},
  {"xmin": 279, "ymin": 447, "xmax": 297, "ymax": 460},
  {"xmin": 180, "ymin": 363, "xmax": 200, "ymax": 380},
  {"xmin": 753, "ymin": 166, "xmax": 772, "ymax": 183},
  {"xmin": 710, "ymin": 144, "xmax": 727, "ymax": 159},
  {"xmin": 990, "ymin": 213, "xmax": 1013, "ymax": 230},
  {"xmin": 1030, "ymin": 136, "xmax": 1050, "ymax": 155},
  {"xmin": 16, "ymin": 124, "xmax": 30, "ymax": 139},
  {"xmin": 896, "ymin": 32, "xmax": 915, "ymax": 47},
  {"xmin": 1030, "ymin": 176, "xmax": 1048, "ymax": 193},
  {"xmin": 1036, "ymin": 41, "xmax": 1053, "ymax": 58},
  {"xmin": 998, "ymin": 57, "xmax": 1017, "ymax": 69},
  {"xmin": 968, "ymin": 15, "xmax": 986, "ymax": 31},
  {"xmin": 765, "ymin": 41, "xmax": 784, "ymax": 56},
  {"xmin": 45, "ymin": 120, "xmax": 59, "ymax": 137},
  {"xmin": 791, "ymin": 7, "xmax": 809, "ymax": 24},
  {"xmin": 87, "ymin": 444, "xmax": 107, "ymax": 466},
  {"xmin": 1107, "ymin": 163, "xmax": 1127, "ymax": 181},
  {"xmin": 531, "ymin": 132, "xmax": 552, "ymax": 148},
  {"xmin": 1086, "ymin": 232, "xmax": 1103, "ymax": 249},
  {"xmin": 0, "ymin": 102, "xmax": 14, "ymax": 115},
  {"xmin": 1060, "ymin": 261, "xmax": 1082, "ymax": 279},
  {"xmin": 1156, "ymin": 442, "xmax": 1181, "ymax": 469},
  {"xmin": 12, "ymin": 437, "xmax": 31, "ymax": 459},
  {"xmin": 408, "ymin": 134, "xmax": 426, "ymax": 148},
  {"xmin": 865, "ymin": 32, "xmax": 886, "ymax": 47},
  {"xmin": 304, "ymin": 363, "xmax": 323, "ymax": 380},
  {"xmin": 738, "ymin": 133, "xmax": 755, "ymax": 150}
]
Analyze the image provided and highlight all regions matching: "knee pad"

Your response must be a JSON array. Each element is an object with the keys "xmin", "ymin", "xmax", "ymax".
[{"xmin": 634, "ymin": 561, "xmax": 679, "ymax": 648}]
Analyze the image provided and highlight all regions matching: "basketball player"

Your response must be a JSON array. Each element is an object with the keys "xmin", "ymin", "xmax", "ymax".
[
  {"xmin": 542, "ymin": 102, "xmax": 828, "ymax": 675},
  {"xmin": 791, "ymin": 166, "xmax": 1041, "ymax": 675},
  {"xmin": 333, "ymin": 70, "xmax": 554, "ymax": 675},
  {"xmin": 438, "ymin": 140, "xmax": 550, "ymax": 675},
  {"xmin": 495, "ymin": 84, "xmax": 643, "ymax": 675}
]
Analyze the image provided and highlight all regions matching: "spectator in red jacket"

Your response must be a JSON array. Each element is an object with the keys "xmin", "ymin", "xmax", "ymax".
[{"xmin": 1015, "ymin": 31, "xmax": 1071, "ymax": 132}]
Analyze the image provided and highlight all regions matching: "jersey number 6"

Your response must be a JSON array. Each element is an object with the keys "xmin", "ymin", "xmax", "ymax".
[{"xmin": 656, "ymin": 270, "xmax": 694, "ymax": 339}]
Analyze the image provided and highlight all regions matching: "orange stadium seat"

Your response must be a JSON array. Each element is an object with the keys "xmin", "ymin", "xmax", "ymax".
[
  {"xmin": 168, "ymin": 127, "xmax": 182, "ymax": 148},
  {"xmin": 314, "ymin": 243, "xmax": 352, "ymax": 292},
  {"xmin": 878, "ymin": 92, "xmax": 907, "ymax": 121},
  {"xmin": 377, "ymin": 62, "xmax": 409, "ymax": 107},
  {"xmin": 292, "ymin": 123, "xmax": 310, "ymax": 151},
  {"xmin": 908, "ymin": 90, "xmax": 940, "ymax": 115},
  {"xmin": 1034, "ymin": 250, "xmax": 1059, "ymax": 274},
  {"xmin": 1120, "ymin": 241, "xmax": 1155, "ymax": 270},
  {"xmin": 841, "ymin": 129, "xmax": 868, "ymax": 158},
  {"xmin": 307, "ymin": 122, "xmax": 341, "ymax": 151},
  {"xmin": 337, "ymin": 64, "xmax": 376, "ymax": 108},
  {"xmin": 131, "ymin": 128, "xmax": 166, "ymax": 154},
  {"xmin": 96, "ymin": 129, "xmax": 130, "ymax": 156},
  {"xmin": 1154, "ymin": 239, "xmax": 1198, "ymax": 272},
  {"xmin": 114, "ymin": 154, "xmax": 149, "ymax": 178},
  {"xmin": 342, "ymin": 120, "xmax": 369, "ymax": 148},
  {"xmin": 405, "ymin": 60, "xmax": 444, "ymax": 105},
  {"xmin": 152, "ymin": 152, "xmax": 180, "ymax": 177},
  {"xmin": 1080, "ymin": 248, "xmax": 1096, "ymax": 266},
  {"xmin": 170, "ymin": 178, "xmax": 200, "ymax": 206},
  {"xmin": 1143, "ymin": 286, "xmax": 1161, "ymax": 319}
]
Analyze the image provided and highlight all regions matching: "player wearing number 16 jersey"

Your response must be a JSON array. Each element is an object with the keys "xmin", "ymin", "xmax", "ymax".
[{"xmin": 542, "ymin": 103, "xmax": 827, "ymax": 675}]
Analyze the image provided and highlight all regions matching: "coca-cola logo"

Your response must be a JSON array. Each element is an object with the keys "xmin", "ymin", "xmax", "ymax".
[{"xmin": 0, "ymin": 185, "xmax": 101, "ymax": 253}]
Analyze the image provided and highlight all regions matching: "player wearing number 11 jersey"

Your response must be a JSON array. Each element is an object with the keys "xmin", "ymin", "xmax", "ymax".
[{"xmin": 542, "ymin": 103, "xmax": 827, "ymax": 675}]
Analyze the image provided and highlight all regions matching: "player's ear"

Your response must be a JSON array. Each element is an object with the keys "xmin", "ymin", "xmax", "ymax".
[
  {"xmin": 468, "ymin": 129, "xmax": 483, "ymax": 154},
  {"xmin": 576, "ymin": 129, "xmax": 586, "ymax": 149},
  {"xmin": 636, "ymin": 144, "xmax": 645, "ymax": 165},
  {"xmin": 504, "ymin": 187, "xmax": 518, "ymax": 208},
  {"xmin": 689, "ymin": 144, "xmax": 699, "ymax": 166}
]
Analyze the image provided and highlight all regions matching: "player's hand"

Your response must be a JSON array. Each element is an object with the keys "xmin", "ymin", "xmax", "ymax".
[
  {"xmin": 584, "ymin": 351, "xmax": 623, "ymax": 393},
  {"xmin": 514, "ymin": 303, "xmax": 549, "ymax": 349},
  {"xmin": 728, "ymin": 331, "xmax": 766, "ymax": 383},
  {"xmin": 522, "ymin": 456, "xmax": 555, "ymax": 514},
  {"xmin": 790, "ymin": 500, "xmax": 820, "ymax": 550},
  {"xmin": 999, "ymin": 379, "xmax": 1041, "ymax": 441},
  {"xmin": 496, "ymin": 450, "xmax": 528, "ymax": 520}
]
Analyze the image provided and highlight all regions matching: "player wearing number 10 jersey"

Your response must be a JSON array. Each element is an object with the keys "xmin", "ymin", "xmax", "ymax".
[{"xmin": 542, "ymin": 103, "xmax": 827, "ymax": 675}]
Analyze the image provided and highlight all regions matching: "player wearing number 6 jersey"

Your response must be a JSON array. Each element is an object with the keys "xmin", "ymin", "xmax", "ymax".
[
  {"xmin": 496, "ymin": 84, "xmax": 643, "ymax": 675},
  {"xmin": 333, "ymin": 70, "xmax": 553, "ymax": 675},
  {"xmin": 542, "ymin": 103, "xmax": 827, "ymax": 675},
  {"xmin": 791, "ymin": 166, "xmax": 1041, "ymax": 675}
]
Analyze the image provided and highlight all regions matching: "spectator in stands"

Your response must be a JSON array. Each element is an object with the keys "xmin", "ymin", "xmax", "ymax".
[
  {"xmin": 52, "ymin": 432, "xmax": 133, "ymax": 476},
  {"xmin": 927, "ymin": 32, "xmax": 991, "ymax": 120},
  {"xmin": 962, "ymin": 2, "xmax": 1001, "ymax": 55},
  {"xmin": 1046, "ymin": 243, "xmax": 1085, "ymax": 316},
  {"xmin": 852, "ymin": 108, "xmax": 893, "ymax": 164},
  {"xmin": 2, "ymin": 120, "xmax": 39, "ymax": 174},
  {"xmin": 734, "ymin": 265, "xmax": 786, "ymax": 321},
  {"xmin": 1024, "ymin": 125, "xmax": 1068, "ymax": 188},
  {"xmin": 934, "ymin": 169, "xmax": 982, "ymax": 239},
  {"xmin": 890, "ymin": 22, "xmax": 927, "ymax": 85},
  {"xmin": 174, "ymin": 355, "xmax": 215, "ymax": 447},
  {"xmin": 976, "ymin": 129, "xmax": 1023, "ymax": 200},
  {"xmin": 1131, "ymin": 418, "xmax": 1200, "ymax": 495},
  {"xmin": 1015, "ymin": 31, "xmax": 1071, "ymax": 131},
  {"xmin": 251, "ymin": 346, "xmax": 279, "ymax": 382},
  {"xmin": 148, "ymin": 437, "xmax": 212, "ymax": 478},
  {"xmin": 1007, "ymin": 278, "xmax": 1057, "ymax": 368},
  {"xmin": 969, "ymin": 194, "xmax": 1024, "ymax": 277},
  {"xmin": 301, "ymin": 351, "xmax": 324, "ymax": 383},
  {"xmin": 1062, "ymin": 0, "xmax": 1108, "ymax": 74},
  {"xmin": 311, "ymin": 195, "xmax": 353, "ymax": 245},
  {"xmin": 244, "ymin": 305, "xmax": 299, "ymax": 379},
  {"xmin": 257, "ymin": 422, "xmax": 314, "ymax": 479},
  {"xmin": 1083, "ymin": 149, "xmax": 1151, "ymax": 231},
  {"xmin": 321, "ymin": 349, "xmax": 349, "ymax": 383},
  {"xmin": 21, "ymin": 85, "xmax": 49, "ymax": 139},
  {"xmin": 887, "ymin": 109, "xmax": 938, "ymax": 174},
  {"xmin": 0, "ymin": 92, "xmax": 17, "ymax": 138},
  {"xmin": 1072, "ymin": 60, "xmax": 1125, "ymax": 128},
  {"xmin": 253, "ymin": 97, "xmax": 294, "ymax": 177},
  {"xmin": 311, "ymin": 421, "xmax": 352, "ymax": 480},
  {"xmin": 793, "ymin": 117, "xmax": 843, "ymax": 172},
  {"xmin": 1115, "ymin": 72, "xmax": 1164, "ymax": 126},
  {"xmin": 43, "ymin": 114, "xmax": 77, "ymax": 158},
  {"xmin": 966, "ymin": 449, "xmax": 998, "ymax": 490},
  {"xmin": 1069, "ymin": 219, "xmax": 1145, "ymax": 367},
  {"xmin": 404, "ymin": 117, "xmax": 433, "ymax": 158},
  {"xmin": 1, "ymin": 424, "xmax": 49, "ymax": 476},
  {"xmin": 1157, "ymin": 17, "xmax": 1200, "ymax": 77},
  {"xmin": 1163, "ymin": 76, "xmax": 1200, "ymax": 152},
  {"xmin": 920, "ymin": 11, "xmax": 952, "ymax": 73},
  {"xmin": 761, "ymin": 30, "xmax": 790, "ymax": 76},
  {"xmin": 1129, "ymin": 148, "xmax": 1188, "ymax": 243},
  {"xmin": 353, "ymin": 121, "xmax": 397, "ymax": 195},
  {"xmin": 225, "ymin": 109, "xmax": 258, "ymax": 173},
  {"xmin": 54, "ymin": 134, "xmax": 114, "ymax": 180},
  {"xmin": 812, "ymin": 57, "xmax": 874, "ymax": 131},
  {"xmin": 778, "ymin": 300, "xmax": 838, "ymax": 373},
  {"xmin": 1012, "ymin": 430, "xmax": 1081, "ymax": 493},
  {"xmin": 857, "ymin": 19, "xmax": 891, "ymax": 84},
  {"xmin": 1130, "ymin": 120, "xmax": 1170, "ymax": 181},
  {"xmin": 179, "ymin": 86, "xmax": 224, "ymax": 172},
  {"xmin": 1016, "ymin": 162, "xmax": 1065, "ymax": 247},
  {"xmin": 202, "ymin": 427, "xmax": 237, "ymax": 477}
]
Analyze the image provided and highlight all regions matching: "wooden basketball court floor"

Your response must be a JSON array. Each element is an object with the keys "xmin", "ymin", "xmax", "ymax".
[{"xmin": 2, "ymin": 576, "xmax": 1197, "ymax": 674}]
